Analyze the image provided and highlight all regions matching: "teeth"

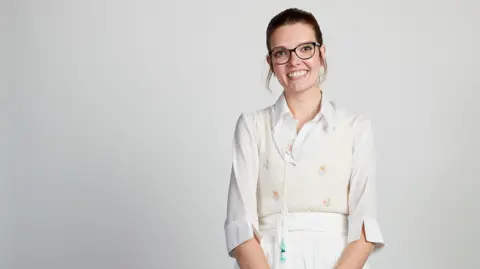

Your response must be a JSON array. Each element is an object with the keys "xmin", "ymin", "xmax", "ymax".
[{"xmin": 288, "ymin": 70, "xmax": 307, "ymax": 78}]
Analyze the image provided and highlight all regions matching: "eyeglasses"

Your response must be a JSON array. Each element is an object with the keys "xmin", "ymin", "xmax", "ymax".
[{"xmin": 269, "ymin": 42, "xmax": 321, "ymax": 65}]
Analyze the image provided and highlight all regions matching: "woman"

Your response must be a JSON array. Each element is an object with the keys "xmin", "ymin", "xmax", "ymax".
[{"xmin": 224, "ymin": 8, "xmax": 385, "ymax": 269}]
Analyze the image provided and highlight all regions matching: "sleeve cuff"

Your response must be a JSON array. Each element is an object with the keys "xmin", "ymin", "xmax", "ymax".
[
  {"xmin": 225, "ymin": 218, "xmax": 261, "ymax": 257},
  {"xmin": 348, "ymin": 215, "xmax": 385, "ymax": 251}
]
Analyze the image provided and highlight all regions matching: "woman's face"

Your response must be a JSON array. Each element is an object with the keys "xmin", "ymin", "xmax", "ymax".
[{"xmin": 267, "ymin": 22, "xmax": 325, "ymax": 94}]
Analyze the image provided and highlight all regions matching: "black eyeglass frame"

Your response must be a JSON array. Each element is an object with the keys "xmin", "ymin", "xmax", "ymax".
[{"xmin": 268, "ymin": 41, "xmax": 322, "ymax": 65}]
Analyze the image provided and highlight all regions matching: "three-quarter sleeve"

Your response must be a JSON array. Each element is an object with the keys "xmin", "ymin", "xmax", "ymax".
[
  {"xmin": 224, "ymin": 113, "xmax": 261, "ymax": 257},
  {"xmin": 347, "ymin": 116, "xmax": 385, "ymax": 251}
]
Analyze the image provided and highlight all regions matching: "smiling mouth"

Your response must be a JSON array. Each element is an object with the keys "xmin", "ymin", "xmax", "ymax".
[{"xmin": 287, "ymin": 70, "xmax": 308, "ymax": 79}]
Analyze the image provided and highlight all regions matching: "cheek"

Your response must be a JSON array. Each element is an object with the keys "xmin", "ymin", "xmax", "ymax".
[
  {"xmin": 306, "ymin": 59, "xmax": 322, "ymax": 73},
  {"xmin": 273, "ymin": 65, "xmax": 286, "ymax": 77}
]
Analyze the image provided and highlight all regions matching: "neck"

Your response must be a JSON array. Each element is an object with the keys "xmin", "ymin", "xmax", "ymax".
[{"xmin": 284, "ymin": 86, "xmax": 322, "ymax": 122}]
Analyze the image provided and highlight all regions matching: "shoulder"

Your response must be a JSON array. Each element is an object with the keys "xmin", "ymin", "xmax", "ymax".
[
  {"xmin": 232, "ymin": 105, "xmax": 273, "ymax": 149},
  {"xmin": 327, "ymin": 100, "xmax": 374, "ymax": 139},
  {"xmin": 235, "ymin": 104, "xmax": 273, "ymax": 130}
]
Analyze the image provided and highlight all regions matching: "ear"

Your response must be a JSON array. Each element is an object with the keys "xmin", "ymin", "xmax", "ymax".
[
  {"xmin": 318, "ymin": 45, "xmax": 326, "ymax": 66},
  {"xmin": 266, "ymin": 55, "xmax": 275, "ymax": 76},
  {"xmin": 319, "ymin": 45, "xmax": 326, "ymax": 59}
]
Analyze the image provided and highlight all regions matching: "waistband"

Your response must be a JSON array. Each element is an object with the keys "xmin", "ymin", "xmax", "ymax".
[
  {"xmin": 259, "ymin": 212, "xmax": 348, "ymax": 235},
  {"xmin": 258, "ymin": 212, "xmax": 347, "ymax": 269}
]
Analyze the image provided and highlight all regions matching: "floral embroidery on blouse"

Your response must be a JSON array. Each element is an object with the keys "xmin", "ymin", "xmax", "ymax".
[
  {"xmin": 322, "ymin": 198, "xmax": 331, "ymax": 207},
  {"xmin": 319, "ymin": 164, "xmax": 326, "ymax": 175}
]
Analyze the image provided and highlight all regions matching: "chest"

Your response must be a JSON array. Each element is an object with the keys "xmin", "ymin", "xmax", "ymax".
[{"xmin": 256, "ymin": 119, "xmax": 354, "ymax": 213}]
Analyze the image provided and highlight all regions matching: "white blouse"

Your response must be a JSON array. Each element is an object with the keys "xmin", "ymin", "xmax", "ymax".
[{"xmin": 224, "ymin": 92, "xmax": 385, "ymax": 257}]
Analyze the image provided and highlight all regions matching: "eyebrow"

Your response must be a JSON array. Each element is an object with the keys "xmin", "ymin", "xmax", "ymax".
[{"xmin": 270, "ymin": 41, "xmax": 314, "ymax": 51}]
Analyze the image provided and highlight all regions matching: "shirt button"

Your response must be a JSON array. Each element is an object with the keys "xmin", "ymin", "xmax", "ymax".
[{"xmin": 263, "ymin": 159, "xmax": 269, "ymax": 170}]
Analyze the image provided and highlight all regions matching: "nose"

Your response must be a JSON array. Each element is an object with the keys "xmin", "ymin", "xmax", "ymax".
[{"xmin": 288, "ymin": 51, "xmax": 301, "ymax": 65}]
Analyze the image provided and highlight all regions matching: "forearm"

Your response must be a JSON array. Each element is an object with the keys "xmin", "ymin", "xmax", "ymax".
[
  {"xmin": 232, "ymin": 238, "xmax": 270, "ymax": 269},
  {"xmin": 334, "ymin": 225, "xmax": 375, "ymax": 269}
]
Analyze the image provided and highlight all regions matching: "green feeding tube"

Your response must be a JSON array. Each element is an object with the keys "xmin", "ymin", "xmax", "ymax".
[{"xmin": 280, "ymin": 238, "xmax": 286, "ymax": 262}]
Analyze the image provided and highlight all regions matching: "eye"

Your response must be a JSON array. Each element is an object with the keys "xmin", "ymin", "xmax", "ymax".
[
  {"xmin": 273, "ymin": 50, "xmax": 287, "ymax": 57},
  {"xmin": 300, "ymin": 44, "xmax": 313, "ymax": 51}
]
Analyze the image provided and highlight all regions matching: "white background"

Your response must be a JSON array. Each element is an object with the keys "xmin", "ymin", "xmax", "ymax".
[{"xmin": 3, "ymin": 0, "xmax": 479, "ymax": 268}]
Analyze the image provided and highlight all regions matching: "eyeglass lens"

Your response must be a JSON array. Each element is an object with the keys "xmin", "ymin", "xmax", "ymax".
[{"xmin": 271, "ymin": 43, "xmax": 316, "ymax": 64}]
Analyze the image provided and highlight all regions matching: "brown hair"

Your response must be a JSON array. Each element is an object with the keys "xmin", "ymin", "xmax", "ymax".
[{"xmin": 265, "ymin": 8, "xmax": 328, "ymax": 89}]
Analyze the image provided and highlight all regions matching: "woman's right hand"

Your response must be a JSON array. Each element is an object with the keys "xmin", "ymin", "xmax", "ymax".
[{"xmin": 233, "ymin": 238, "xmax": 270, "ymax": 269}]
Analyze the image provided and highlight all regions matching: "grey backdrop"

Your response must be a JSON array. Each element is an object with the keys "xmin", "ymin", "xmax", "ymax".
[{"xmin": 3, "ymin": 0, "xmax": 479, "ymax": 268}]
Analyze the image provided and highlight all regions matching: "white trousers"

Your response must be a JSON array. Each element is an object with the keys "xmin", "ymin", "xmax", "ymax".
[{"xmin": 236, "ymin": 212, "xmax": 371, "ymax": 269}]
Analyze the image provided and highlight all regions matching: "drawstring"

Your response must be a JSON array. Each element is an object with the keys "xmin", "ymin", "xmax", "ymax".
[
  {"xmin": 277, "ymin": 148, "xmax": 293, "ymax": 267},
  {"xmin": 281, "ymin": 156, "xmax": 288, "ymax": 263}
]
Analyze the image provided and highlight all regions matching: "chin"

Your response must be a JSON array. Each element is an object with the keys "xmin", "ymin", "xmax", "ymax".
[
  {"xmin": 281, "ymin": 73, "xmax": 317, "ymax": 93},
  {"xmin": 283, "ymin": 81, "xmax": 317, "ymax": 94}
]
